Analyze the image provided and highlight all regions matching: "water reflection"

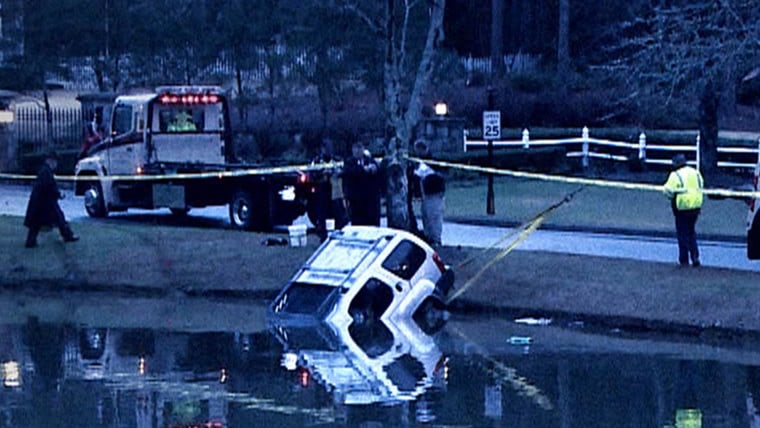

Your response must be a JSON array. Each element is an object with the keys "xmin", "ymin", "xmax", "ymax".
[
  {"xmin": 4, "ymin": 299, "xmax": 760, "ymax": 427},
  {"xmin": 271, "ymin": 315, "xmax": 447, "ymax": 407}
]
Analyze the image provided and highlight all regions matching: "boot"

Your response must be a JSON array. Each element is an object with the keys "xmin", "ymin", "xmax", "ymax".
[
  {"xmin": 25, "ymin": 228, "xmax": 38, "ymax": 248},
  {"xmin": 60, "ymin": 224, "xmax": 79, "ymax": 243}
]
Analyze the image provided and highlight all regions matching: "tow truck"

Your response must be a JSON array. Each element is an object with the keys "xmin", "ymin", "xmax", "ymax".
[{"xmin": 74, "ymin": 86, "xmax": 311, "ymax": 231}]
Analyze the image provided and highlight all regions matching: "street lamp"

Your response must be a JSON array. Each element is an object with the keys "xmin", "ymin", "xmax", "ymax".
[
  {"xmin": 0, "ymin": 111, "xmax": 14, "ymax": 123},
  {"xmin": 434, "ymin": 101, "xmax": 448, "ymax": 116}
]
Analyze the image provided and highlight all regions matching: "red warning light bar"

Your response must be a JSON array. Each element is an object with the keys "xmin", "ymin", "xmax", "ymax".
[{"xmin": 159, "ymin": 93, "xmax": 220, "ymax": 105}]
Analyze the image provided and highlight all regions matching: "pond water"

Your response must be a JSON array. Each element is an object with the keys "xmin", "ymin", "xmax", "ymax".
[{"xmin": 2, "ymin": 297, "xmax": 760, "ymax": 428}]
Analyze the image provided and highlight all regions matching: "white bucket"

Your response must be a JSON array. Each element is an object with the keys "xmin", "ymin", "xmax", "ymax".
[
  {"xmin": 325, "ymin": 218, "xmax": 336, "ymax": 232},
  {"xmin": 288, "ymin": 224, "xmax": 308, "ymax": 247}
]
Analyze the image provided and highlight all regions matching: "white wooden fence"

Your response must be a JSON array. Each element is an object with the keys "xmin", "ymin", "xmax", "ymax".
[{"xmin": 464, "ymin": 126, "xmax": 760, "ymax": 171}]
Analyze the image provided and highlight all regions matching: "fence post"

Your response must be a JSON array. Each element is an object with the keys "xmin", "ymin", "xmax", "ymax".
[
  {"xmin": 695, "ymin": 133, "xmax": 701, "ymax": 172},
  {"xmin": 638, "ymin": 132, "xmax": 646, "ymax": 161},
  {"xmin": 582, "ymin": 126, "xmax": 589, "ymax": 169},
  {"xmin": 757, "ymin": 138, "xmax": 760, "ymax": 168},
  {"xmin": 522, "ymin": 128, "xmax": 529, "ymax": 149},
  {"xmin": 463, "ymin": 129, "xmax": 468, "ymax": 153}
]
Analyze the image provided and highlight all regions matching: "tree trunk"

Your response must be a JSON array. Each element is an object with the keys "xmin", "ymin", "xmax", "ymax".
[
  {"xmin": 557, "ymin": 0, "xmax": 570, "ymax": 74},
  {"xmin": 383, "ymin": 0, "xmax": 411, "ymax": 230},
  {"xmin": 384, "ymin": 0, "xmax": 446, "ymax": 231},
  {"xmin": 698, "ymin": 80, "xmax": 719, "ymax": 180}
]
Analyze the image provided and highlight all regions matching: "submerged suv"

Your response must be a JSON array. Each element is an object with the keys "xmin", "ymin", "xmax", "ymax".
[
  {"xmin": 268, "ymin": 226, "xmax": 454, "ymax": 330},
  {"xmin": 271, "ymin": 315, "xmax": 448, "ymax": 406},
  {"xmin": 749, "ymin": 161, "xmax": 760, "ymax": 259}
]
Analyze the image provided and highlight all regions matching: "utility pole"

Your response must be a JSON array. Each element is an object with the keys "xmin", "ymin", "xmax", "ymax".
[
  {"xmin": 491, "ymin": 0, "xmax": 505, "ymax": 78},
  {"xmin": 105, "ymin": 0, "xmax": 110, "ymax": 58}
]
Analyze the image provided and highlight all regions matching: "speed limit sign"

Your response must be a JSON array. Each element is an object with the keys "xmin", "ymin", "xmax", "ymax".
[{"xmin": 483, "ymin": 111, "xmax": 501, "ymax": 140}]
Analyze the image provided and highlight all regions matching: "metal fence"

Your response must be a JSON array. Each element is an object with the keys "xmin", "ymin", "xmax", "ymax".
[
  {"xmin": 15, "ymin": 105, "xmax": 83, "ymax": 155},
  {"xmin": 460, "ymin": 53, "xmax": 540, "ymax": 76},
  {"xmin": 464, "ymin": 127, "xmax": 760, "ymax": 172}
]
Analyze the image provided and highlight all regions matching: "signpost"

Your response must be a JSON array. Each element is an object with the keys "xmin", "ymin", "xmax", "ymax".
[
  {"xmin": 483, "ymin": 111, "xmax": 501, "ymax": 140},
  {"xmin": 483, "ymin": 105, "xmax": 500, "ymax": 215}
]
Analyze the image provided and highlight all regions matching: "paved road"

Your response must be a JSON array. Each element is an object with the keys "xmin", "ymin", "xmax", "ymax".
[{"xmin": 2, "ymin": 183, "xmax": 758, "ymax": 272}]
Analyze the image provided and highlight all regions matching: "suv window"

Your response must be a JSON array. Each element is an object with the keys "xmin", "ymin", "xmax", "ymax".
[
  {"xmin": 274, "ymin": 282, "xmax": 336, "ymax": 315},
  {"xmin": 349, "ymin": 278, "xmax": 393, "ymax": 323},
  {"xmin": 112, "ymin": 105, "xmax": 133, "ymax": 136},
  {"xmin": 381, "ymin": 240, "xmax": 426, "ymax": 280}
]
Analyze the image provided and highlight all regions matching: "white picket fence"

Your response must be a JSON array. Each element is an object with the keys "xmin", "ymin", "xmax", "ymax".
[{"xmin": 464, "ymin": 127, "xmax": 760, "ymax": 171}]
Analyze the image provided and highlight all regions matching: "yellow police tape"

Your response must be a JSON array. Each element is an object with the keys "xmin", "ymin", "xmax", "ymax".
[
  {"xmin": 1, "ymin": 153, "xmax": 757, "ymax": 200},
  {"xmin": 0, "ymin": 162, "xmax": 340, "ymax": 182},
  {"xmin": 446, "ymin": 216, "xmax": 545, "ymax": 305},
  {"xmin": 455, "ymin": 186, "xmax": 585, "ymax": 271},
  {"xmin": 407, "ymin": 156, "xmax": 760, "ymax": 199}
]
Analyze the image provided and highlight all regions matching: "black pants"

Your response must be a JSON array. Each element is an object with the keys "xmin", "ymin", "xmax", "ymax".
[
  {"xmin": 674, "ymin": 208, "xmax": 700, "ymax": 265},
  {"xmin": 348, "ymin": 198, "xmax": 380, "ymax": 226},
  {"xmin": 25, "ymin": 206, "xmax": 74, "ymax": 246}
]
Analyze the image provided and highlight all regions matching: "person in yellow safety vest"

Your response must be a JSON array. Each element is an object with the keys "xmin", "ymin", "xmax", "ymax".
[
  {"xmin": 663, "ymin": 153, "xmax": 704, "ymax": 267},
  {"xmin": 168, "ymin": 110, "xmax": 196, "ymax": 132}
]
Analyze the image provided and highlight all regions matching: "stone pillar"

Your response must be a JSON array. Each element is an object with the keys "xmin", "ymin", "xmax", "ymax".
[
  {"xmin": 0, "ymin": 91, "xmax": 18, "ymax": 172},
  {"xmin": 417, "ymin": 116, "xmax": 465, "ymax": 154}
]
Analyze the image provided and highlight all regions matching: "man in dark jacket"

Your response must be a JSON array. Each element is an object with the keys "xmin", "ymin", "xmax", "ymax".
[
  {"xmin": 343, "ymin": 141, "xmax": 381, "ymax": 226},
  {"xmin": 24, "ymin": 151, "xmax": 79, "ymax": 248}
]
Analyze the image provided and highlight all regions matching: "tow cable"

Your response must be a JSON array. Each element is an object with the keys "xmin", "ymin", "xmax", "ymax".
[{"xmin": 446, "ymin": 186, "xmax": 585, "ymax": 305}]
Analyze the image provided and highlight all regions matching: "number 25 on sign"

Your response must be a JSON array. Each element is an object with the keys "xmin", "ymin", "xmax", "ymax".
[{"xmin": 483, "ymin": 110, "xmax": 501, "ymax": 140}]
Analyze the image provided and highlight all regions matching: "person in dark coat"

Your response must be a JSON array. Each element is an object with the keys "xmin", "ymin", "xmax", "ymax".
[
  {"xmin": 24, "ymin": 151, "xmax": 79, "ymax": 248},
  {"xmin": 343, "ymin": 141, "xmax": 381, "ymax": 226}
]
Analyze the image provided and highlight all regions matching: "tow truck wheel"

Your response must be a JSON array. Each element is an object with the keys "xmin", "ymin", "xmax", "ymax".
[
  {"xmin": 84, "ymin": 182, "xmax": 107, "ymax": 218},
  {"xmin": 229, "ymin": 191, "xmax": 256, "ymax": 230},
  {"xmin": 170, "ymin": 207, "xmax": 191, "ymax": 216}
]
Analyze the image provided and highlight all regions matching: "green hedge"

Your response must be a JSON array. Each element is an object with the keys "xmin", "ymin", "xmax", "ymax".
[
  {"xmin": 19, "ymin": 149, "xmax": 79, "ymax": 175},
  {"xmin": 437, "ymin": 146, "xmax": 569, "ymax": 179}
]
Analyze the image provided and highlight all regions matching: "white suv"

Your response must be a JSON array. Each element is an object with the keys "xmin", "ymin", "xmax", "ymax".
[{"xmin": 268, "ymin": 226, "xmax": 454, "ymax": 331}]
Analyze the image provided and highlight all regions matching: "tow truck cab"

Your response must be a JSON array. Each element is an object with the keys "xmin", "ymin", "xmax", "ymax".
[
  {"xmin": 748, "ymin": 161, "xmax": 760, "ymax": 259},
  {"xmin": 268, "ymin": 226, "xmax": 455, "ymax": 332},
  {"xmin": 74, "ymin": 86, "xmax": 311, "ymax": 230}
]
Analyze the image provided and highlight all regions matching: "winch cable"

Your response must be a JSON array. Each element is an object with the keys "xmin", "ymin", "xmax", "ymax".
[
  {"xmin": 455, "ymin": 186, "xmax": 585, "ymax": 270},
  {"xmin": 446, "ymin": 186, "xmax": 585, "ymax": 305}
]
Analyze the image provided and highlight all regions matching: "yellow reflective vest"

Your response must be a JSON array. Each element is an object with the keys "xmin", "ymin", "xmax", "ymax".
[{"xmin": 663, "ymin": 166, "xmax": 704, "ymax": 211}]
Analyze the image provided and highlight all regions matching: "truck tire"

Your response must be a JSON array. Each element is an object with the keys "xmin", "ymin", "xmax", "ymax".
[
  {"xmin": 84, "ymin": 182, "xmax": 107, "ymax": 218},
  {"xmin": 749, "ymin": 215, "xmax": 760, "ymax": 260},
  {"xmin": 170, "ymin": 207, "xmax": 191, "ymax": 216},
  {"xmin": 229, "ymin": 191, "xmax": 257, "ymax": 230}
]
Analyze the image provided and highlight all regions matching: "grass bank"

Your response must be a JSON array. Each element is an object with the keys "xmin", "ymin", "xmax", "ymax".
[
  {"xmin": 0, "ymin": 215, "xmax": 316, "ymax": 294},
  {"xmin": 444, "ymin": 175, "xmax": 749, "ymax": 240},
  {"xmin": 4, "ymin": 214, "xmax": 760, "ymax": 334}
]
